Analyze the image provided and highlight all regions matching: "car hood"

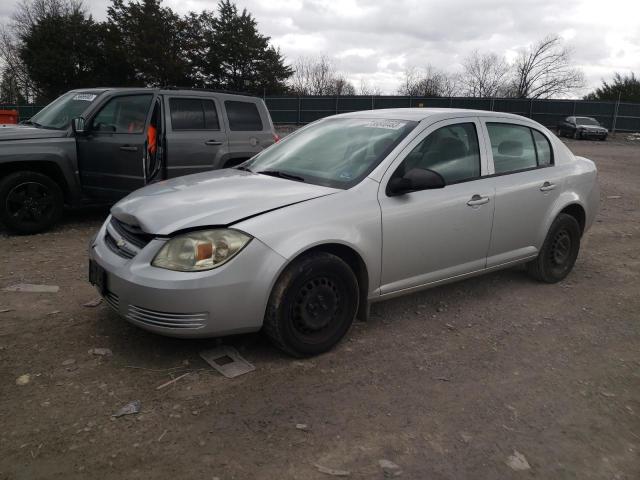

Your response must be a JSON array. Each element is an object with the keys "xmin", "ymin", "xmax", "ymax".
[
  {"xmin": 111, "ymin": 169, "xmax": 340, "ymax": 235},
  {"xmin": 0, "ymin": 124, "xmax": 67, "ymax": 140}
]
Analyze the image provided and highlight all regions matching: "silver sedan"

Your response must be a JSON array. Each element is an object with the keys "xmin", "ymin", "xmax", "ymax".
[{"xmin": 89, "ymin": 108, "xmax": 599, "ymax": 356}]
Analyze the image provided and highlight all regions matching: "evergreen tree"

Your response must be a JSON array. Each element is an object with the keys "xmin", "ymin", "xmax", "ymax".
[
  {"xmin": 0, "ymin": 67, "xmax": 27, "ymax": 104},
  {"xmin": 585, "ymin": 72, "xmax": 640, "ymax": 102},
  {"xmin": 191, "ymin": 0, "xmax": 292, "ymax": 94},
  {"xmin": 106, "ymin": 0, "xmax": 191, "ymax": 87}
]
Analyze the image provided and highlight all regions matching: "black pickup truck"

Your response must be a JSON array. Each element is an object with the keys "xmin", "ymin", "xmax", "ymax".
[{"xmin": 0, "ymin": 88, "xmax": 278, "ymax": 234}]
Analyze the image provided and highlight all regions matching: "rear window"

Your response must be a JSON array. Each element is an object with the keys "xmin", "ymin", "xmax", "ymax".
[
  {"xmin": 487, "ymin": 123, "xmax": 554, "ymax": 174},
  {"xmin": 224, "ymin": 101, "xmax": 263, "ymax": 131},
  {"xmin": 169, "ymin": 98, "xmax": 219, "ymax": 130}
]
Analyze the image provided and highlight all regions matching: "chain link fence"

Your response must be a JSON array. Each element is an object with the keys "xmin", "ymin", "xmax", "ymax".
[
  {"xmin": 3, "ymin": 97, "xmax": 639, "ymax": 132},
  {"xmin": 264, "ymin": 96, "xmax": 640, "ymax": 133}
]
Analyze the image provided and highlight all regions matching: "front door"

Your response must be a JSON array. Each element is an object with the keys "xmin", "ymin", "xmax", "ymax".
[
  {"xmin": 77, "ymin": 93, "xmax": 154, "ymax": 201},
  {"xmin": 378, "ymin": 118, "xmax": 495, "ymax": 294},
  {"xmin": 163, "ymin": 96, "xmax": 227, "ymax": 178}
]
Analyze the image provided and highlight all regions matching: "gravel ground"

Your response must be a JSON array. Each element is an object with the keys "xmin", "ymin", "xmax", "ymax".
[{"xmin": 0, "ymin": 137, "xmax": 639, "ymax": 480}]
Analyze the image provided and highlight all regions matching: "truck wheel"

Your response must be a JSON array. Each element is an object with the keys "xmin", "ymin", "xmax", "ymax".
[{"xmin": 0, "ymin": 171, "xmax": 63, "ymax": 234}]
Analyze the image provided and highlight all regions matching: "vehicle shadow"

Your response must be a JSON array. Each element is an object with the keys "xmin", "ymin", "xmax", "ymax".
[{"xmin": 88, "ymin": 264, "xmax": 533, "ymax": 367}]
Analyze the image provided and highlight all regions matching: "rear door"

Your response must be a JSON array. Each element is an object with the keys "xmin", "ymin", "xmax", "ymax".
[
  {"xmin": 481, "ymin": 119, "xmax": 564, "ymax": 267},
  {"xmin": 77, "ymin": 93, "xmax": 154, "ymax": 201},
  {"xmin": 164, "ymin": 96, "xmax": 227, "ymax": 178},
  {"xmin": 223, "ymin": 99, "xmax": 270, "ymax": 166}
]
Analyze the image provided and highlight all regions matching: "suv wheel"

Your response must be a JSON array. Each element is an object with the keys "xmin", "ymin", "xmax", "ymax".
[
  {"xmin": 263, "ymin": 252, "xmax": 359, "ymax": 357},
  {"xmin": 527, "ymin": 213, "xmax": 581, "ymax": 283},
  {"xmin": 0, "ymin": 171, "xmax": 64, "ymax": 234}
]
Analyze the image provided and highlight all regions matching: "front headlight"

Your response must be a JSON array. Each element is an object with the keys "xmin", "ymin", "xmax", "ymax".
[{"xmin": 152, "ymin": 229, "xmax": 251, "ymax": 271}]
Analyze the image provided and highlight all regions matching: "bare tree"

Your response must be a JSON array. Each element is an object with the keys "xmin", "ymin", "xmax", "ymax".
[
  {"xmin": 358, "ymin": 78, "xmax": 382, "ymax": 95},
  {"xmin": 289, "ymin": 55, "xmax": 356, "ymax": 95},
  {"xmin": 461, "ymin": 51, "xmax": 510, "ymax": 97},
  {"xmin": 397, "ymin": 65, "xmax": 460, "ymax": 97},
  {"xmin": 511, "ymin": 35, "xmax": 584, "ymax": 98}
]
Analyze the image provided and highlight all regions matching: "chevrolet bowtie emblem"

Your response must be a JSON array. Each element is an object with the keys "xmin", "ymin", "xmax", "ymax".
[{"xmin": 116, "ymin": 239, "xmax": 126, "ymax": 248}]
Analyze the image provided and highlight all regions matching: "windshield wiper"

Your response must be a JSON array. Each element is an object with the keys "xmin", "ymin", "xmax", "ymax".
[
  {"xmin": 234, "ymin": 165, "xmax": 253, "ymax": 172},
  {"xmin": 257, "ymin": 170, "xmax": 305, "ymax": 182}
]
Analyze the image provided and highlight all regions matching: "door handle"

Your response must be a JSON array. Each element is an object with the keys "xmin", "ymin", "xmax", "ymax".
[
  {"xmin": 205, "ymin": 140, "xmax": 222, "ymax": 146},
  {"xmin": 119, "ymin": 145, "xmax": 137, "ymax": 152},
  {"xmin": 540, "ymin": 181, "xmax": 556, "ymax": 192},
  {"xmin": 467, "ymin": 194, "xmax": 490, "ymax": 206}
]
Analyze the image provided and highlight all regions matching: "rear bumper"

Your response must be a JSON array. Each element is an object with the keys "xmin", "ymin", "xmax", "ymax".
[{"xmin": 89, "ymin": 218, "xmax": 286, "ymax": 338}]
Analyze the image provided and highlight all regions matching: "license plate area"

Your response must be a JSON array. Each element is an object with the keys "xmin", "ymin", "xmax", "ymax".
[{"xmin": 89, "ymin": 259, "xmax": 107, "ymax": 295}]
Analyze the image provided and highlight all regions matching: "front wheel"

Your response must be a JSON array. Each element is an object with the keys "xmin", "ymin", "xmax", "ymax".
[
  {"xmin": 0, "ymin": 171, "xmax": 64, "ymax": 234},
  {"xmin": 263, "ymin": 252, "xmax": 359, "ymax": 357},
  {"xmin": 527, "ymin": 213, "xmax": 581, "ymax": 283}
]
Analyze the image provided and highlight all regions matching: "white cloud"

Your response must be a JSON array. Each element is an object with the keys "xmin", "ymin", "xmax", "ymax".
[{"xmin": 6, "ymin": 0, "xmax": 640, "ymax": 94}]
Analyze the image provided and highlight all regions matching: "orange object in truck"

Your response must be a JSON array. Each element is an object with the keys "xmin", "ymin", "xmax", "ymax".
[{"xmin": 0, "ymin": 109, "xmax": 19, "ymax": 124}]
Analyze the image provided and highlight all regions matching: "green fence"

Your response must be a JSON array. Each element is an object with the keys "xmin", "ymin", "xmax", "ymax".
[
  {"xmin": 263, "ymin": 96, "xmax": 640, "ymax": 132},
  {"xmin": 4, "ymin": 97, "xmax": 640, "ymax": 132}
]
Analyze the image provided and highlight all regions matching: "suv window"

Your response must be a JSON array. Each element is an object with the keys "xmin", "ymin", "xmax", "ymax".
[
  {"xmin": 92, "ymin": 94, "xmax": 153, "ymax": 134},
  {"xmin": 397, "ymin": 122, "xmax": 481, "ymax": 184},
  {"xmin": 487, "ymin": 123, "xmax": 553, "ymax": 174},
  {"xmin": 169, "ymin": 98, "xmax": 219, "ymax": 130},
  {"xmin": 225, "ymin": 101, "xmax": 263, "ymax": 131}
]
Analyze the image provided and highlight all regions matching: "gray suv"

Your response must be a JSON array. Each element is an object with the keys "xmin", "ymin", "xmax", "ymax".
[{"xmin": 0, "ymin": 88, "xmax": 278, "ymax": 234}]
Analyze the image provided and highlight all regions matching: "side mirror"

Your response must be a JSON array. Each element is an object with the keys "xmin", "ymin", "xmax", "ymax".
[
  {"xmin": 387, "ymin": 168, "xmax": 445, "ymax": 196},
  {"xmin": 72, "ymin": 117, "xmax": 85, "ymax": 134}
]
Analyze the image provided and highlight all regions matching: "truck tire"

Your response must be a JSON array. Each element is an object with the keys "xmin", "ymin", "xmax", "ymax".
[{"xmin": 0, "ymin": 171, "xmax": 64, "ymax": 234}]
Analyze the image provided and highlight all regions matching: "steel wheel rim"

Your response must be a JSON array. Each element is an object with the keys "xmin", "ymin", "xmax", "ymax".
[
  {"xmin": 550, "ymin": 229, "xmax": 571, "ymax": 266},
  {"xmin": 292, "ymin": 276, "xmax": 343, "ymax": 342},
  {"xmin": 6, "ymin": 181, "xmax": 55, "ymax": 224}
]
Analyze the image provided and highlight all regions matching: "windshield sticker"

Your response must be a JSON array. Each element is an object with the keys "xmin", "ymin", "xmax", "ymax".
[
  {"xmin": 364, "ymin": 120, "xmax": 406, "ymax": 130},
  {"xmin": 72, "ymin": 94, "xmax": 97, "ymax": 102}
]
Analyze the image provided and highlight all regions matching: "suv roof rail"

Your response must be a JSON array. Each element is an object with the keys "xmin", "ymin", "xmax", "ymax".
[{"xmin": 161, "ymin": 86, "xmax": 257, "ymax": 97}]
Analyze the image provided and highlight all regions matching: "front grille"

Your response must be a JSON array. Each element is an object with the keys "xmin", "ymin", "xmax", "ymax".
[
  {"xmin": 126, "ymin": 305, "xmax": 207, "ymax": 330},
  {"xmin": 110, "ymin": 217, "xmax": 154, "ymax": 249},
  {"xmin": 105, "ymin": 231, "xmax": 136, "ymax": 259}
]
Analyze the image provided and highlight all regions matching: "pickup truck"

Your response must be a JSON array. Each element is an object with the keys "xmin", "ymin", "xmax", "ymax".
[{"xmin": 0, "ymin": 88, "xmax": 278, "ymax": 234}]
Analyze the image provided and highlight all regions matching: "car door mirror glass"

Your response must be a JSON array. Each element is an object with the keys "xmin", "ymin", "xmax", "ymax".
[{"xmin": 387, "ymin": 168, "xmax": 445, "ymax": 196}]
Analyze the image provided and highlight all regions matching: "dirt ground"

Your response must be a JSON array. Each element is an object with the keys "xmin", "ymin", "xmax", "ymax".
[{"xmin": 1, "ymin": 137, "xmax": 639, "ymax": 480}]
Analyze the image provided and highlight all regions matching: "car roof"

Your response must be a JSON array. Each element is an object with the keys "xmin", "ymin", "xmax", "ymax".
[
  {"xmin": 336, "ymin": 108, "xmax": 532, "ymax": 123},
  {"xmin": 68, "ymin": 87, "xmax": 258, "ymax": 102}
]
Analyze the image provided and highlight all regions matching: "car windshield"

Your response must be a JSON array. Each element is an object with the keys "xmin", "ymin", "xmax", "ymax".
[
  {"xmin": 29, "ymin": 91, "xmax": 101, "ymax": 129},
  {"xmin": 576, "ymin": 117, "xmax": 600, "ymax": 126},
  {"xmin": 243, "ymin": 118, "xmax": 418, "ymax": 188}
]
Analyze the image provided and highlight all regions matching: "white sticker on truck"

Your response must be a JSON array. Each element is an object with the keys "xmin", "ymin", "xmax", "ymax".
[{"xmin": 72, "ymin": 94, "xmax": 97, "ymax": 102}]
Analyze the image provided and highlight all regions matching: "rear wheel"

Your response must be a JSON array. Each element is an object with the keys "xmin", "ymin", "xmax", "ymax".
[
  {"xmin": 263, "ymin": 252, "xmax": 359, "ymax": 357},
  {"xmin": 0, "ymin": 171, "xmax": 63, "ymax": 234},
  {"xmin": 527, "ymin": 213, "xmax": 581, "ymax": 283}
]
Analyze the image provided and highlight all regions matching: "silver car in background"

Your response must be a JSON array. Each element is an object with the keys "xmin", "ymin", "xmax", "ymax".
[{"xmin": 89, "ymin": 108, "xmax": 599, "ymax": 357}]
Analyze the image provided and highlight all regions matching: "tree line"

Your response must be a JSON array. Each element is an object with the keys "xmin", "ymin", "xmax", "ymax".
[{"xmin": 0, "ymin": 0, "xmax": 638, "ymax": 104}]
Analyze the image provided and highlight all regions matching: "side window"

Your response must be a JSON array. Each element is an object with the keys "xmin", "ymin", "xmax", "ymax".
[
  {"xmin": 92, "ymin": 95, "xmax": 153, "ymax": 133},
  {"xmin": 397, "ymin": 122, "xmax": 480, "ymax": 184},
  {"xmin": 532, "ymin": 130, "xmax": 552, "ymax": 166},
  {"xmin": 487, "ymin": 123, "xmax": 537, "ymax": 174},
  {"xmin": 225, "ymin": 101, "xmax": 263, "ymax": 131},
  {"xmin": 169, "ymin": 98, "xmax": 219, "ymax": 130}
]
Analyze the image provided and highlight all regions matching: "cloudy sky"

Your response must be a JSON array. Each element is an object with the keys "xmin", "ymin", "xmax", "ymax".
[{"xmin": 2, "ymin": 0, "xmax": 639, "ymax": 95}]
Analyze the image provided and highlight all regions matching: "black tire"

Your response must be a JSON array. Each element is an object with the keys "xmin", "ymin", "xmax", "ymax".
[
  {"xmin": 263, "ymin": 252, "xmax": 359, "ymax": 357},
  {"xmin": 0, "ymin": 171, "xmax": 64, "ymax": 234},
  {"xmin": 600, "ymin": 135, "xmax": 607, "ymax": 141},
  {"xmin": 527, "ymin": 213, "xmax": 581, "ymax": 283}
]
